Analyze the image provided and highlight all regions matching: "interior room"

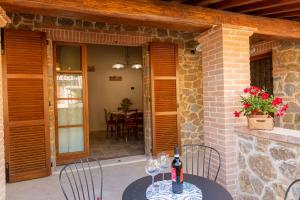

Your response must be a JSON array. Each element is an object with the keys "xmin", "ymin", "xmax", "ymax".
[{"xmin": 87, "ymin": 44, "xmax": 145, "ymax": 160}]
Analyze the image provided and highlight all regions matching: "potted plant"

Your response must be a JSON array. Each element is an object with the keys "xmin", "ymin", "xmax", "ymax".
[
  {"xmin": 119, "ymin": 98, "xmax": 133, "ymax": 112},
  {"xmin": 234, "ymin": 86, "xmax": 288, "ymax": 130}
]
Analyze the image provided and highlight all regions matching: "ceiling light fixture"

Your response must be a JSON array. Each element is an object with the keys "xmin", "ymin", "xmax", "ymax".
[{"xmin": 131, "ymin": 64, "xmax": 142, "ymax": 69}]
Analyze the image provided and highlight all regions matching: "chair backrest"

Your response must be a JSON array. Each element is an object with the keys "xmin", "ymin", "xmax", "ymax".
[
  {"xmin": 59, "ymin": 157, "xmax": 103, "ymax": 200},
  {"xmin": 183, "ymin": 144, "xmax": 221, "ymax": 181},
  {"xmin": 104, "ymin": 109, "xmax": 109, "ymax": 123},
  {"xmin": 284, "ymin": 179, "xmax": 300, "ymax": 200}
]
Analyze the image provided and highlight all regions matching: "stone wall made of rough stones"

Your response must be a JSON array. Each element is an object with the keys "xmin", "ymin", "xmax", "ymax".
[
  {"xmin": 273, "ymin": 41, "xmax": 300, "ymax": 130},
  {"xmin": 237, "ymin": 133, "xmax": 300, "ymax": 200},
  {"xmin": 6, "ymin": 13, "xmax": 204, "ymax": 164}
]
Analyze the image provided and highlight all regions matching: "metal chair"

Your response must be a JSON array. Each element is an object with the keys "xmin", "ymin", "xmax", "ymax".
[
  {"xmin": 285, "ymin": 179, "xmax": 300, "ymax": 200},
  {"xmin": 59, "ymin": 157, "xmax": 103, "ymax": 200},
  {"xmin": 183, "ymin": 144, "xmax": 221, "ymax": 181}
]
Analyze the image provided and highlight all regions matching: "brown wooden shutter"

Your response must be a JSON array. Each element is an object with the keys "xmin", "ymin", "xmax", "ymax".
[
  {"xmin": 150, "ymin": 42, "xmax": 179, "ymax": 156},
  {"xmin": 3, "ymin": 29, "xmax": 50, "ymax": 182}
]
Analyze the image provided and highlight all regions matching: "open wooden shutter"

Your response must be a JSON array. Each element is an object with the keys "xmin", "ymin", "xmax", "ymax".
[
  {"xmin": 150, "ymin": 42, "xmax": 179, "ymax": 155},
  {"xmin": 3, "ymin": 29, "xmax": 50, "ymax": 182}
]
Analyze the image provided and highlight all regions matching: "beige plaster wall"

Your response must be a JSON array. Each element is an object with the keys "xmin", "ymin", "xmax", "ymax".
[{"xmin": 87, "ymin": 45, "xmax": 143, "ymax": 131}]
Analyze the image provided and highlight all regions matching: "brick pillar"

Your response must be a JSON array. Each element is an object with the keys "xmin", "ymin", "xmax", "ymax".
[
  {"xmin": 197, "ymin": 25, "xmax": 254, "ymax": 198},
  {"xmin": 0, "ymin": 6, "xmax": 10, "ymax": 200}
]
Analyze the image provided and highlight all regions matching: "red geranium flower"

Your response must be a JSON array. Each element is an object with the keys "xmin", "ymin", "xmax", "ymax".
[
  {"xmin": 234, "ymin": 111, "xmax": 240, "ymax": 117},
  {"xmin": 244, "ymin": 88, "xmax": 250, "ymax": 93},
  {"xmin": 272, "ymin": 97, "xmax": 283, "ymax": 106},
  {"xmin": 261, "ymin": 93, "xmax": 269, "ymax": 100},
  {"xmin": 249, "ymin": 86, "xmax": 261, "ymax": 96},
  {"xmin": 281, "ymin": 104, "xmax": 289, "ymax": 112},
  {"xmin": 251, "ymin": 109, "xmax": 259, "ymax": 115},
  {"xmin": 243, "ymin": 103, "xmax": 251, "ymax": 108}
]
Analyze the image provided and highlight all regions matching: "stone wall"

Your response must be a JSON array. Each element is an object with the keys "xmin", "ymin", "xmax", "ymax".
[
  {"xmin": 237, "ymin": 128, "xmax": 300, "ymax": 200},
  {"xmin": 6, "ymin": 13, "xmax": 203, "ymax": 165},
  {"xmin": 273, "ymin": 41, "xmax": 300, "ymax": 130}
]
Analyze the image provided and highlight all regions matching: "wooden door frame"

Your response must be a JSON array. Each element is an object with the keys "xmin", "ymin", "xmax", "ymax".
[
  {"xmin": 53, "ymin": 42, "xmax": 89, "ymax": 165},
  {"xmin": 150, "ymin": 42, "xmax": 181, "ymax": 156},
  {"xmin": 3, "ymin": 29, "xmax": 51, "ymax": 181}
]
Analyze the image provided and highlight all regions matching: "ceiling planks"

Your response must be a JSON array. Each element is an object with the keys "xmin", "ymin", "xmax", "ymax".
[
  {"xmin": 179, "ymin": 0, "xmax": 300, "ymax": 21},
  {"xmin": 208, "ymin": 0, "xmax": 264, "ymax": 10}
]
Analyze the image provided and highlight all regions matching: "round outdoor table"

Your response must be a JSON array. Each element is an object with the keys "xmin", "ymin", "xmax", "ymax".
[{"xmin": 122, "ymin": 173, "xmax": 233, "ymax": 200}]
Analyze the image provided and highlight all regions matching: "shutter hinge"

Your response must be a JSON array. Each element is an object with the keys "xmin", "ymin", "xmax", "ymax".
[
  {"xmin": 1, "ymin": 29, "xmax": 5, "ymax": 55},
  {"xmin": 5, "ymin": 162, "xmax": 9, "ymax": 183},
  {"xmin": 46, "ymin": 40, "xmax": 49, "ymax": 45},
  {"xmin": 49, "ymin": 101, "xmax": 51, "ymax": 107}
]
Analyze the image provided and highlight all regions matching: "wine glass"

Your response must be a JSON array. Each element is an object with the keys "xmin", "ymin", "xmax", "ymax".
[
  {"xmin": 159, "ymin": 152, "xmax": 169, "ymax": 181},
  {"xmin": 145, "ymin": 157, "xmax": 160, "ymax": 191}
]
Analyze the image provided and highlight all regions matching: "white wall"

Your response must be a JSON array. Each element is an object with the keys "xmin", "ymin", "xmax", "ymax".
[{"xmin": 87, "ymin": 45, "xmax": 143, "ymax": 132}]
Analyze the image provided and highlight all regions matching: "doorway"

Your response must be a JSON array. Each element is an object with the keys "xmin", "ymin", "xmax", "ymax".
[{"xmin": 87, "ymin": 44, "xmax": 145, "ymax": 159}]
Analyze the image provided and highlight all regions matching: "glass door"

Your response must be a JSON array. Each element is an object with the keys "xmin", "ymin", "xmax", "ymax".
[{"xmin": 54, "ymin": 43, "xmax": 89, "ymax": 165}]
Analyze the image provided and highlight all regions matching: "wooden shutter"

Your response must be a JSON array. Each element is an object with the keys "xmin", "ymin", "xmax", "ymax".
[
  {"xmin": 3, "ymin": 29, "xmax": 50, "ymax": 182},
  {"xmin": 150, "ymin": 42, "xmax": 179, "ymax": 155}
]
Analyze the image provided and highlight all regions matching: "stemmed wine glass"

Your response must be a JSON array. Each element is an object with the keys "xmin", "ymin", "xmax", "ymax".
[
  {"xmin": 159, "ymin": 152, "xmax": 169, "ymax": 181},
  {"xmin": 145, "ymin": 156, "xmax": 161, "ymax": 192}
]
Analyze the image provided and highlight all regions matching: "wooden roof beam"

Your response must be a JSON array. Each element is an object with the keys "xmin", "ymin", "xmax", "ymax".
[
  {"xmin": 1, "ymin": 0, "xmax": 300, "ymax": 40},
  {"xmin": 231, "ymin": 0, "xmax": 300, "ymax": 13},
  {"xmin": 209, "ymin": 0, "xmax": 264, "ymax": 10}
]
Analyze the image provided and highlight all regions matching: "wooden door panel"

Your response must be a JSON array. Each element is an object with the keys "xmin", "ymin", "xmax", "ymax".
[
  {"xmin": 150, "ymin": 42, "xmax": 179, "ymax": 156},
  {"xmin": 4, "ymin": 29, "xmax": 50, "ymax": 182}
]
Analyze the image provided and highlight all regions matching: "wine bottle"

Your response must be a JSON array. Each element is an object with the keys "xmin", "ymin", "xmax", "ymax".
[{"xmin": 172, "ymin": 146, "xmax": 183, "ymax": 194}]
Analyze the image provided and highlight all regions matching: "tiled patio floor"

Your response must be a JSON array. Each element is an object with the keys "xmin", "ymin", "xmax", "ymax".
[
  {"xmin": 90, "ymin": 131, "xmax": 145, "ymax": 160},
  {"xmin": 6, "ymin": 155, "xmax": 147, "ymax": 200}
]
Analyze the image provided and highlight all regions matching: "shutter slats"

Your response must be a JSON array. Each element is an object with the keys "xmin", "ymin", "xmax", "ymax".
[
  {"xmin": 4, "ymin": 29, "xmax": 50, "ymax": 182},
  {"xmin": 150, "ymin": 42, "xmax": 179, "ymax": 155}
]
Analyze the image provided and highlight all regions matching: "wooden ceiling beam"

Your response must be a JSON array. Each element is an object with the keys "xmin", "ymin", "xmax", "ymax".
[
  {"xmin": 248, "ymin": 3, "xmax": 300, "ymax": 16},
  {"xmin": 231, "ymin": 0, "xmax": 300, "ymax": 13},
  {"xmin": 209, "ymin": 0, "xmax": 264, "ymax": 10},
  {"xmin": 1, "ymin": 0, "xmax": 300, "ymax": 39}
]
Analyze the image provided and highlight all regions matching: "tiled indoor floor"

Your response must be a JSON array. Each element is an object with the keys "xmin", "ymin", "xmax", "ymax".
[{"xmin": 89, "ymin": 130, "xmax": 145, "ymax": 160}]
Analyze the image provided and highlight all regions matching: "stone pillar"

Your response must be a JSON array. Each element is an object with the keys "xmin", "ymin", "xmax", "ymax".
[
  {"xmin": 0, "ymin": 6, "xmax": 10, "ymax": 200},
  {"xmin": 273, "ymin": 41, "xmax": 300, "ymax": 130},
  {"xmin": 197, "ymin": 25, "xmax": 253, "ymax": 198}
]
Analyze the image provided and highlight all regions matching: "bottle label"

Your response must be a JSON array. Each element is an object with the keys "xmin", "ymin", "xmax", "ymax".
[{"xmin": 171, "ymin": 167, "xmax": 183, "ymax": 182}]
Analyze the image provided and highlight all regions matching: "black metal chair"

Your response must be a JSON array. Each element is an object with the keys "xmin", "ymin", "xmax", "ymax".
[
  {"xmin": 285, "ymin": 179, "xmax": 300, "ymax": 200},
  {"xmin": 183, "ymin": 144, "xmax": 221, "ymax": 182},
  {"xmin": 59, "ymin": 158, "xmax": 103, "ymax": 200}
]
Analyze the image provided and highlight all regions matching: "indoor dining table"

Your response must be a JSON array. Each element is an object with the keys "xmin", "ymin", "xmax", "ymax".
[{"xmin": 122, "ymin": 173, "xmax": 233, "ymax": 200}]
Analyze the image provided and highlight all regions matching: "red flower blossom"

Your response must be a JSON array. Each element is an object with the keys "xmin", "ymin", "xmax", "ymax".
[
  {"xmin": 244, "ymin": 88, "xmax": 250, "ymax": 93},
  {"xmin": 281, "ymin": 104, "xmax": 289, "ymax": 112},
  {"xmin": 234, "ymin": 111, "xmax": 240, "ymax": 117},
  {"xmin": 249, "ymin": 86, "xmax": 261, "ymax": 96},
  {"xmin": 243, "ymin": 103, "xmax": 251, "ymax": 108},
  {"xmin": 261, "ymin": 93, "xmax": 269, "ymax": 100},
  {"xmin": 272, "ymin": 97, "xmax": 283, "ymax": 106},
  {"xmin": 252, "ymin": 109, "xmax": 259, "ymax": 115}
]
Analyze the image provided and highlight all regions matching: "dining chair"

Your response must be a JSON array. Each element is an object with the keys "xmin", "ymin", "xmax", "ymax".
[
  {"xmin": 183, "ymin": 144, "xmax": 221, "ymax": 182},
  {"xmin": 59, "ymin": 157, "xmax": 103, "ymax": 200},
  {"xmin": 124, "ymin": 109, "xmax": 138, "ymax": 142},
  {"xmin": 284, "ymin": 178, "xmax": 300, "ymax": 200},
  {"xmin": 104, "ymin": 109, "xmax": 115, "ymax": 137}
]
